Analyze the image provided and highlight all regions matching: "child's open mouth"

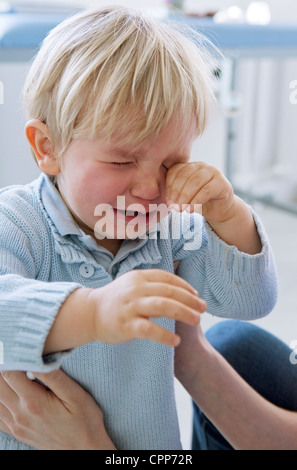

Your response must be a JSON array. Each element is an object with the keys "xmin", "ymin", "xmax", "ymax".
[{"xmin": 113, "ymin": 208, "xmax": 157, "ymax": 225}]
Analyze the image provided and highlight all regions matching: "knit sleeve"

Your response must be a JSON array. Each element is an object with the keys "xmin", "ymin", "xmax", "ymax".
[
  {"xmin": 0, "ymin": 200, "xmax": 81, "ymax": 372},
  {"xmin": 174, "ymin": 209, "xmax": 278, "ymax": 320}
]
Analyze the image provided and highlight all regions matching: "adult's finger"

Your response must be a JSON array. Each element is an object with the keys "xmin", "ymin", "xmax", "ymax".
[
  {"xmin": 1, "ymin": 371, "xmax": 45, "ymax": 401},
  {"xmin": 2, "ymin": 369, "xmax": 86, "ymax": 412},
  {"xmin": 32, "ymin": 369, "xmax": 89, "ymax": 405},
  {"xmin": 0, "ymin": 373, "xmax": 19, "ymax": 410},
  {"xmin": 0, "ymin": 417, "xmax": 11, "ymax": 435},
  {"xmin": 0, "ymin": 400, "xmax": 14, "ymax": 430}
]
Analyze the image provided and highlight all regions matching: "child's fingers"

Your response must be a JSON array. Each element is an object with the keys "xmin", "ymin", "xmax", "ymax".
[
  {"xmin": 166, "ymin": 164, "xmax": 195, "ymax": 204},
  {"xmin": 188, "ymin": 175, "xmax": 229, "ymax": 207},
  {"xmin": 165, "ymin": 162, "xmax": 186, "ymax": 192},
  {"xmin": 144, "ymin": 282, "xmax": 206, "ymax": 313},
  {"xmin": 131, "ymin": 318, "xmax": 181, "ymax": 347},
  {"xmin": 166, "ymin": 163, "xmax": 212, "ymax": 204},
  {"xmin": 174, "ymin": 170, "xmax": 215, "ymax": 207},
  {"xmin": 143, "ymin": 269, "xmax": 198, "ymax": 296},
  {"xmin": 176, "ymin": 173, "xmax": 214, "ymax": 206},
  {"xmin": 136, "ymin": 296, "xmax": 202, "ymax": 326}
]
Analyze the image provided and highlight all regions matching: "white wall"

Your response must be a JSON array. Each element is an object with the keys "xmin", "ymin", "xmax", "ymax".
[
  {"xmin": 0, "ymin": 66, "xmax": 227, "ymax": 188},
  {"xmin": 1, "ymin": 2, "xmax": 297, "ymax": 451},
  {"xmin": 1, "ymin": 0, "xmax": 297, "ymax": 190},
  {"xmin": 0, "ymin": 61, "xmax": 40, "ymax": 186}
]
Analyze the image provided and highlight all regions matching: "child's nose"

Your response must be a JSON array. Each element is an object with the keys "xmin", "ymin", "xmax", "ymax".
[{"xmin": 130, "ymin": 175, "xmax": 161, "ymax": 201}]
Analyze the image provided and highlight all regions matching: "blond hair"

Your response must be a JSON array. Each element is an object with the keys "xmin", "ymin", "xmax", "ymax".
[{"xmin": 23, "ymin": 6, "xmax": 218, "ymax": 159}]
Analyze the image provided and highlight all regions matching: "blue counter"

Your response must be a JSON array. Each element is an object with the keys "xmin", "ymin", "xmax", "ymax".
[
  {"xmin": 1, "ymin": 12, "xmax": 297, "ymax": 59},
  {"xmin": 185, "ymin": 17, "xmax": 297, "ymax": 55},
  {"xmin": 0, "ymin": 13, "xmax": 68, "ymax": 48},
  {"xmin": 1, "ymin": 10, "xmax": 297, "ymax": 213}
]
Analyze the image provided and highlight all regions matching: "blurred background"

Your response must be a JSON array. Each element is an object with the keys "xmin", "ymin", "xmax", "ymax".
[{"xmin": 0, "ymin": 0, "xmax": 297, "ymax": 449}]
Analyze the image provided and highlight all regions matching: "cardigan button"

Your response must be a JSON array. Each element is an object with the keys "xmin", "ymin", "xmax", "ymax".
[{"xmin": 79, "ymin": 263, "xmax": 95, "ymax": 278}]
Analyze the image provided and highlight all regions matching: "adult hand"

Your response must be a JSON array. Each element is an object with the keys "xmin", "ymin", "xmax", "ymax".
[{"xmin": 0, "ymin": 369, "xmax": 116, "ymax": 450}]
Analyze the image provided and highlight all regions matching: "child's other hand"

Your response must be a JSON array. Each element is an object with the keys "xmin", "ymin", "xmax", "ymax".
[
  {"xmin": 166, "ymin": 162, "xmax": 235, "ymax": 224},
  {"xmin": 89, "ymin": 269, "xmax": 206, "ymax": 348},
  {"xmin": 166, "ymin": 161, "xmax": 262, "ymax": 254}
]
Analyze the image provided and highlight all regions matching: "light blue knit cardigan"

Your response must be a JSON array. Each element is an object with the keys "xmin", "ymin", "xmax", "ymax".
[{"xmin": 0, "ymin": 174, "xmax": 278, "ymax": 450}]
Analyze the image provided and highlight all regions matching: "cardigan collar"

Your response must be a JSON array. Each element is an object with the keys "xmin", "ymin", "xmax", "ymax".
[{"xmin": 36, "ymin": 174, "xmax": 163, "ymax": 272}]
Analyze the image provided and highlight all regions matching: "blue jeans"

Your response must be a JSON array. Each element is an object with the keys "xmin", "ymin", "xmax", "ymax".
[{"xmin": 192, "ymin": 320, "xmax": 297, "ymax": 450}]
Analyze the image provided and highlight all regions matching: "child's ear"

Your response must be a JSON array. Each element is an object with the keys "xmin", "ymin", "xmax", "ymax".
[{"xmin": 25, "ymin": 119, "xmax": 60, "ymax": 175}]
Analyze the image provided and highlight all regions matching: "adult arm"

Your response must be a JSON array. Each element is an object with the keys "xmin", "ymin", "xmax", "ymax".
[{"xmin": 175, "ymin": 322, "xmax": 297, "ymax": 450}]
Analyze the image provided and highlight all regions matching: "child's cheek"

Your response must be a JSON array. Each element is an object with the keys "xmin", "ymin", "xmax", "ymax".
[{"xmin": 82, "ymin": 170, "xmax": 127, "ymax": 207}]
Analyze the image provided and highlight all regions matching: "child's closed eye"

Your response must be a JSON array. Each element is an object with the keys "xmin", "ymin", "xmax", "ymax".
[{"xmin": 111, "ymin": 162, "xmax": 133, "ymax": 167}]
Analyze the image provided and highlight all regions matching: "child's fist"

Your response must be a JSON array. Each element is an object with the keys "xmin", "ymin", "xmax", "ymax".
[
  {"xmin": 90, "ymin": 269, "xmax": 207, "ymax": 348},
  {"xmin": 165, "ymin": 162, "xmax": 235, "ymax": 224}
]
